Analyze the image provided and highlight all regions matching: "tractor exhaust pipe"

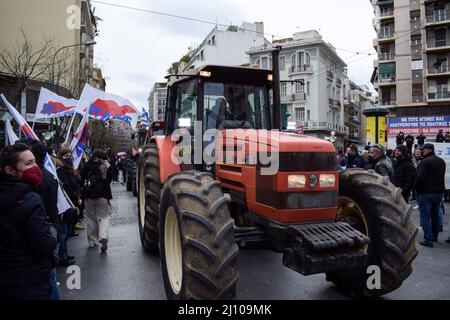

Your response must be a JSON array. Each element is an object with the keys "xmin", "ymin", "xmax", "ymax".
[{"xmin": 271, "ymin": 46, "xmax": 282, "ymax": 131}]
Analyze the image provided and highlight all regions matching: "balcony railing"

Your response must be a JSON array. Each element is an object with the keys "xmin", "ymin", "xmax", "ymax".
[
  {"xmin": 427, "ymin": 40, "xmax": 450, "ymax": 49},
  {"xmin": 327, "ymin": 70, "xmax": 334, "ymax": 80},
  {"xmin": 379, "ymin": 52, "xmax": 395, "ymax": 61},
  {"xmin": 426, "ymin": 10, "xmax": 450, "ymax": 24},
  {"xmin": 380, "ymin": 100, "xmax": 397, "ymax": 107},
  {"xmin": 293, "ymin": 93, "xmax": 307, "ymax": 101},
  {"xmin": 379, "ymin": 73, "xmax": 396, "ymax": 83},
  {"xmin": 329, "ymin": 98, "xmax": 340, "ymax": 107},
  {"xmin": 428, "ymin": 63, "xmax": 450, "ymax": 74},
  {"xmin": 289, "ymin": 65, "xmax": 313, "ymax": 74},
  {"xmin": 379, "ymin": 30, "xmax": 394, "ymax": 39},
  {"xmin": 428, "ymin": 92, "xmax": 450, "ymax": 100},
  {"xmin": 298, "ymin": 121, "xmax": 349, "ymax": 135},
  {"xmin": 379, "ymin": 10, "xmax": 393, "ymax": 17},
  {"xmin": 412, "ymin": 95, "xmax": 424, "ymax": 103}
]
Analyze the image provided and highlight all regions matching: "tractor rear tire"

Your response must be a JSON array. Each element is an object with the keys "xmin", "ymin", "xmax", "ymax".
[
  {"xmin": 137, "ymin": 145, "xmax": 160, "ymax": 252},
  {"xmin": 126, "ymin": 159, "xmax": 133, "ymax": 192},
  {"xmin": 326, "ymin": 169, "xmax": 418, "ymax": 297},
  {"xmin": 159, "ymin": 171, "xmax": 239, "ymax": 300},
  {"xmin": 132, "ymin": 161, "xmax": 137, "ymax": 197}
]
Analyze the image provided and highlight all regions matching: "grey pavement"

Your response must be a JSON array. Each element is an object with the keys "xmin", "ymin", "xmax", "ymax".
[{"xmin": 57, "ymin": 183, "xmax": 450, "ymax": 300}]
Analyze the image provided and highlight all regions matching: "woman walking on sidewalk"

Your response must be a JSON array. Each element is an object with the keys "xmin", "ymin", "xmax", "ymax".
[{"xmin": 81, "ymin": 149, "xmax": 113, "ymax": 252}]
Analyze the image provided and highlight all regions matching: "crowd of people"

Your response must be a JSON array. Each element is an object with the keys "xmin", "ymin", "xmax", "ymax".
[
  {"xmin": 338, "ymin": 140, "xmax": 450, "ymax": 248},
  {"xmin": 0, "ymin": 140, "xmax": 113, "ymax": 300}
]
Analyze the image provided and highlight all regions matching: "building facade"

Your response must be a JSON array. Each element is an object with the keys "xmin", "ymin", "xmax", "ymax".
[
  {"xmin": 248, "ymin": 30, "xmax": 349, "ymax": 148},
  {"xmin": 183, "ymin": 22, "xmax": 267, "ymax": 71},
  {"xmin": 372, "ymin": 0, "xmax": 450, "ymax": 117},
  {"xmin": 148, "ymin": 82, "xmax": 167, "ymax": 122},
  {"xmin": 0, "ymin": 0, "xmax": 98, "ymax": 146}
]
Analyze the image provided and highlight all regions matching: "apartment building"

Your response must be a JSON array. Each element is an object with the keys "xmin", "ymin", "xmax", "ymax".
[
  {"xmin": 148, "ymin": 82, "xmax": 167, "ymax": 122},
  {"xmin": 372, "ymin": 0, "xmax": 450, "ymax": 117},
  {"xmin": 248, "ymin": 30, "xmax": 349, "ymax": 148},
  {"xmin": 183, "ymin": 22, "xmax": 266, "ymax": 72}
]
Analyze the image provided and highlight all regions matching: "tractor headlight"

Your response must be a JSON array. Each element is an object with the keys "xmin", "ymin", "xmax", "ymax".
[
  {"xmin": 288, "ymin": 175, "xmax": 306, "ymax": 188},
  {"xmin": 319, "ymin": 174, "xmax": 336, "ymax": 188}
]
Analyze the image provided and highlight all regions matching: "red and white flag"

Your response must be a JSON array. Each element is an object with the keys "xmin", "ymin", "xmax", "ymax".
[
  {"xmin": 78, "ymin": 84, "xmax": 140, "ymax": 128},
  {"xmin": 70, "ymin": 110, "xmax": 89, "ymax": 170},
  {"xmin": 35, "ymin": 88, "xmax": 80, "ymax": 120}
]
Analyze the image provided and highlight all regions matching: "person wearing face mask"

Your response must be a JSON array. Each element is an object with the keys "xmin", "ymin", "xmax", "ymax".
[
  {"xmin": 369, "ymin": 144, "xmax": 394, "ymax": 183},
  {"xmin": 339, "ymin": 144, "xmax": 363, "ymax": 169},
  {"xmin": 393, "ymin": 145, "xmax": 416, "ymax": 203},
  {"xmin": 0, "ymin": 143, "xmax": 56, "ymax": 300},
  {"xmin": 56, "ymin": 148, "xmax": 82, "ymax": 266}
]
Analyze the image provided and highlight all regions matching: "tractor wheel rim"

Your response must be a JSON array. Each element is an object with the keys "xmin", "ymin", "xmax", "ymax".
[
  {"xmin": 165, "ymin": 207, "xmax": 183, "ymax": 294},
  {"xmin": 337, "ymin": 196, "xmax": 369, "ymax": 252},
  {"xmin": 138, "ymin": 167, "xmax": 146, "ymax": 227}
]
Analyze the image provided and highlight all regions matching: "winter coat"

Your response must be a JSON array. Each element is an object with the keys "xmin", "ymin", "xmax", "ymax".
[
  {"xmin": 394, "ymin": 157, "xmax": 416, "ymax": 200},
  {"xmin": 414, "ymin": 153, "xmax": 446, "ymax": 194},
  {"xmin": 57, "ymin": 167, "xmax": 81, "ymax": 204},
  {"xmin": 0, "ymin": 172, "xmax": 56, "ymax": 288},
  {"xmin": 81, "ymin": 159, "xmax": 113, "ymax": 200},
  {"xmin": 340, "ymin": 153, "xmax": 363, "ymax": 169},
  {"xmin": 39, "ymin": 169, "xmax": 58, "ymax": 224},
  {"xmin": 372, "ymin": 156, "xmax": 395, "ymax": 183}
]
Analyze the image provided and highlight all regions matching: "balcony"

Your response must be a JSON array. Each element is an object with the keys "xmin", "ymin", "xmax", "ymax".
[
  {"xmin": 412, "ymin": 95, "xmax": 425, "ymax": 103},
  {"xmin": 427, "ymin": 64, "xmax": 450, "ymax": 77},
  {"xmin": 327, "ymin": 70, "xmax": 334, "ymax": 80},
  {"xmin": 426, "ymin": 10, "xmax": 450, "ymax": 26},
  {"xmin": 380, "ymin": 100, "xmax": 397, "ymax": 108},
  {"xmin": 378, "ymin": 30, "xmax": 395, "ymax": 42},
  {"xmin": 329, "ymin": 98, "xmax": 340, "ymax": 109},
  {"xmin": 281, "ymin": 95, "xmax": 294, "ymax": 103},
  {"xmin": 289, "ymin": 65, "xmax": 313, "ymax": 75},
  {"xmin": 298, "ymin": 121, "xmax": 349, "ymax": 135},
  {"xmin": 379, "ymin": 73, "xmax": 396, "ymax": 86},
  {"xmin": 378, "ymin": 10, "xmax": 394, "ymax": 20},
  {"xmin": 293, "ymin": 93, "xmax": 307, "ymax": 102},
  {"xmin": 379, "ymin": 52, "xmax": 395, "ymax": 61},
  {"xmin": 428, "ymin": 91, "xmax": 450, "ymax": 102},
  {"xmin": 426, "ymin": 40, "xmax": 450, "ymax": 52}
]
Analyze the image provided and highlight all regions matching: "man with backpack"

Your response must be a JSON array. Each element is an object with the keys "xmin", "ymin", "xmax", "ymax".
[{"xmin": 81, "ymin": 149, "xmax": 113, "ymax": 252}]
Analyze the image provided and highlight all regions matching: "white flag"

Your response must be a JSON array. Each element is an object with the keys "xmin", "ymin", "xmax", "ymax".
[
  {"xmin": 35, "ymin": 88, "xmax": 80, "ymax": 119},
  {"xmin": 70, "ymin": 110, "xmax": 89, "ymax": 170},
  {"xmin": 78, "ymin": 84, "xmax": 140, "ymax": 128},
  {"xmin": 5, "ymin": 119, "xmax": 18, "ymax": 144}
]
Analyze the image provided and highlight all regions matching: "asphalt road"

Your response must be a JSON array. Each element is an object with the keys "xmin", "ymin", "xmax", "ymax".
[{"xmin": 57, "ymin": 183, "xmax": 450, "ymax": 300}]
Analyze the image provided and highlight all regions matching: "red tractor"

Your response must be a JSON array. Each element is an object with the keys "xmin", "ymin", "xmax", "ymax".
[{"xmin": 137, "ymin": 54, "xmax": 417, "ymax": 299}]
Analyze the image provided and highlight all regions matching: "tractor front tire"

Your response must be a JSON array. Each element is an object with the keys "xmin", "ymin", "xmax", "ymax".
[
  {"xmin": 132, "ymin": 160, "xmax": 137, "ymax": 197},
  {"xmin": 326, "ymin": 169, "xmax": 418, "ymax": 297},
  {"xmin": 126, "ymin": 159, "xmax": 133, "ymax": 191},
  {"xmin": 137, "ymin": 145, "xmax": 160, "ymax": 252},
  {"xmin": 159, "ymin": 171, "xmax": 239, "ymax": 300}
]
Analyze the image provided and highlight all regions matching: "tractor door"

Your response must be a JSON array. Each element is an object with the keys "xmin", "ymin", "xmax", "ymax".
[{"xmin": 164, "ymin": 79, "xmax": 200, "ymax": 171}]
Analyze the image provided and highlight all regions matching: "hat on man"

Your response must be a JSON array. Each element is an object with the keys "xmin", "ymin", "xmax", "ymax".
[
  {"xmin": 370, "ymin": 144, "xmax": 386, "ymax": 155},
  {"xmin": 395, "ymin": 144, "xmax": 408, "ymax": 155}
]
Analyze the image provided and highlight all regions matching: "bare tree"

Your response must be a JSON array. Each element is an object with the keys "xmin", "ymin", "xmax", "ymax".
[{"xmin": 0, "ymin": 28, "xmax": 54, "ymax": 107}]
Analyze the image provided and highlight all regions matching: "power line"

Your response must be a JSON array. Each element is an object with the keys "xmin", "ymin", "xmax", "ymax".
[{"xmin": 91, "ymin": 0, "xmax": 374, "ymax": 56}]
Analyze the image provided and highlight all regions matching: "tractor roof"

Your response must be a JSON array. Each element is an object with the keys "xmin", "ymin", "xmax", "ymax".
[{"xmin": 167, "ymin": 65, "xmax": 273, "ymax": 87}]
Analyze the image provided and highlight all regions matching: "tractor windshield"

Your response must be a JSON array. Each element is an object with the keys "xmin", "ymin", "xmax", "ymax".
[{"xmin": 204, "ymin": 81, "xmax": 269, "ymax": 130}]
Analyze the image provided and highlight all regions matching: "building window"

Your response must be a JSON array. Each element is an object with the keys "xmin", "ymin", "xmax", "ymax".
[
  {"xmin": 307, "ymin": 110, "xmax": 310, "ymax": 121},
  {"xmin": 295, "ymin": 82, "xmax": 304, "ymax": 94},
  {"xmin": 281, "ymin": 82, "xmax": 287, "ymax": 96},
  {"xmin": 255, "ymin": 56, "xmax": 272, "ymax": 70},
  {"xmin": 279, "ymin": 56, "xmax": 285, "ymax": 71},
  {"xmin": 307, "ymin": 81, "xmax": 310, "ymax": 95},
  {"xmin": 294, "ymin": 108, "xmax": 305, "ymax": 122},
  {"xmin": 291, "ymin": 51, "xmax": 311, "ymax": 69},
  {"xmin": 411, "ymin": 34, "xmax": 421, "ymax": 45}
]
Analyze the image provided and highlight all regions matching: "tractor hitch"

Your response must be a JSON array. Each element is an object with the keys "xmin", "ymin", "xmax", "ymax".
[{"xmin": 282, "ymin": 222, "xmax": 370, "ymax": 276}]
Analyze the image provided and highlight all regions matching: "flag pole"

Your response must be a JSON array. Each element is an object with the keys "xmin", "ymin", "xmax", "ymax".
[{"xmin": 65, "ymin": 112, "xmax": 77, "ymax": 144}]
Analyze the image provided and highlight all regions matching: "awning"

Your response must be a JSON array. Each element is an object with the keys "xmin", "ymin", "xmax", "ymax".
[{"xmin": 379, "ymin": 63, "xmax": 396, "ymax": 74}]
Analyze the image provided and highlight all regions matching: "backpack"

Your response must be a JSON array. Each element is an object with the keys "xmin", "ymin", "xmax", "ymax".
[{"xmin": 83, "ymin": 167, "xmax": 105, "ymax": 199}]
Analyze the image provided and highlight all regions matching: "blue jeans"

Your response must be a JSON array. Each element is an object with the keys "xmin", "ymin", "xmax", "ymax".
[
  {"xmin": 58, "ymin": 221, "xmax": 69, "ymax": 261},
  {"xmin": 418, "ymin": 193, "xmax": 442, "ymax": 242},
  {"xmin": 50, "ymin": 269, "xmax": 60, "ymax": 300}
]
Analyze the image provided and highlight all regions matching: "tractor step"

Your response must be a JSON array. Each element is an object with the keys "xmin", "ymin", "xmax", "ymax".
[{"xmin": 282, "ymin": 222, "xmax": 370, "ymax": 276}]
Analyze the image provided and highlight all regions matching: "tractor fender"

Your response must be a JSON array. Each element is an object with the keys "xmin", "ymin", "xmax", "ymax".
[{"xmin": 151, "ymin": 136, "xmax": 181, "ymax": 184}]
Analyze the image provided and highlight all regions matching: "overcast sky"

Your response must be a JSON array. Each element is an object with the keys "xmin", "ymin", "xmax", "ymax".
[{"xmin": 92, "ymin": 0, "xmax": 377, "ymax": 110}]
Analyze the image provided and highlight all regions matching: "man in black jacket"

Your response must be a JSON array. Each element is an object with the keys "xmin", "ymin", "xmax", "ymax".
[
  {"xmin": 393, "ymin": 145, "xmax": 416, "ymax": 203},
  {"xmin": 0, "ymin": 143, "xmax": 56, "ymax": 300},
  {"xmin": 414, "ymin": 143, "xmax": 446, "ymax": 248},
  {"xmin": 369, "ymin": 144, "xmax": 395, "ymax": 183}
]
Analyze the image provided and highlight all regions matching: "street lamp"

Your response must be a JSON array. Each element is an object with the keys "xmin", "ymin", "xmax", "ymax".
[
  {"xmin": 51, "ymin": 40, "xmax": 97, "ymax": 93},
  {"xmin": 50, "ymin": 40, "xmax": 96, "ymax": 149}
]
